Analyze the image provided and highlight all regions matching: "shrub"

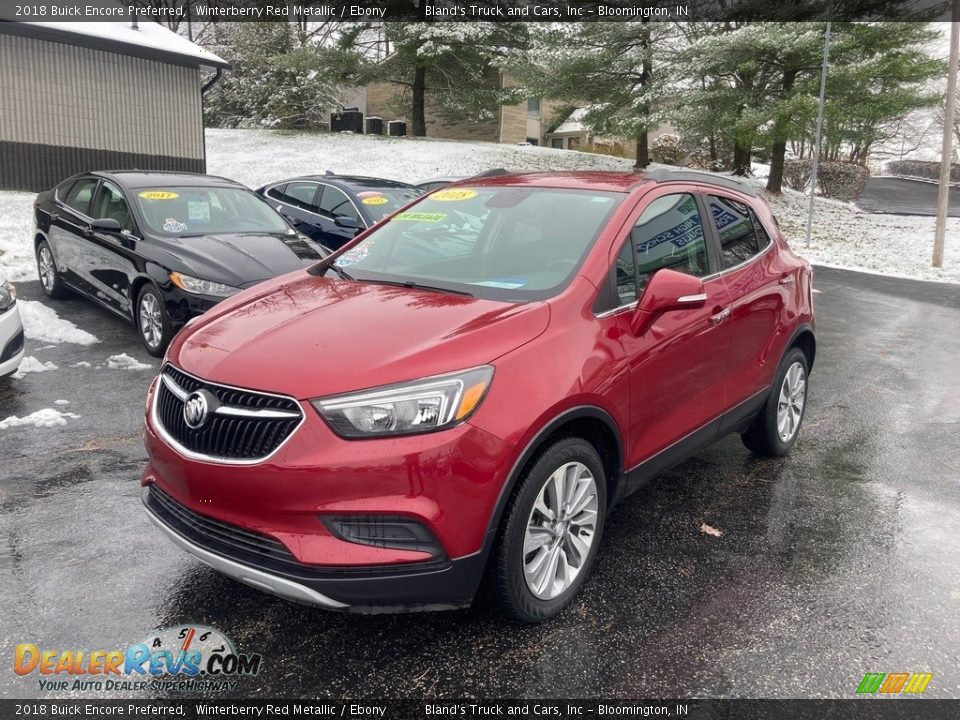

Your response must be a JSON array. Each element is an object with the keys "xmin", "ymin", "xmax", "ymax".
[
  {"xmin": 783, "ymin": 158, "xmax": 814, "ymax": 191},
  {"xmin": 817, "ymin": 162, "xmax": 870, "ymax": 202},
  {"xmin": 651, "ymin": 133, "xmax": 682, "ymax": 165},
  {"xmin": 887, "ymin": 160, "xmax": 960, "ymax": 183}
]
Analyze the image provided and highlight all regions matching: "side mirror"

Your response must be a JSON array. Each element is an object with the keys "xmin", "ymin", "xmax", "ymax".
[
  {"xmin": 334, "ymin": 216, "xmax": 361, "ymax": 230},
  {"xmin": 630, "ymin": 269, "xmax": 706, "ymax": 335},
  {"xmin": 91, "ymin": 217, "xmax": 122, "ymax": 233}
]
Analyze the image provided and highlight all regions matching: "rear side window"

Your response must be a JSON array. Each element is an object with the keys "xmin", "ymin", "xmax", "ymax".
[
  {"xmin": 281, "ymin": 182, "xmax": 321, "ymax": 212},
  {"xmin": 63, "ymin": 178, "xmax": 99, "ymax": 216},
  {"xmin": 707, "ymin": 195, "xmax": 766, "ymax": 269}
]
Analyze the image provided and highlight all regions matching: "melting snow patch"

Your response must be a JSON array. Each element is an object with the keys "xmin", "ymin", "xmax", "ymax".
[
  {"xmin": 18, "ymin": 301, "xmax": 99, "ymax": 346},
  {"xmin": 12, "ymin": 356, "xmax": 58, "ymax": 377},
  {"xmin": 55, "ymin": 399, "xmax": 70, "ymax": 405},
  {"xmin": 700, "ymin": 523, "xmax": 723, "ymax": 538},
  {"xmin": 107, "ymin": 353, "xmax": 152, "ymax": 371},
  {"xmin": 0, "ymin": 408, "xmax": 80, "ymax": 430},
  {"xmin": 71, "ymin": 361, "xmax": 91, "ymax": 368}
]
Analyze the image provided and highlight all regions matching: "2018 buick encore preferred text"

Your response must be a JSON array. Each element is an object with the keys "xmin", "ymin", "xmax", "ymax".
[{"xmin": 141, "ymin": 170, "xmax": 815, "ymax": 622}]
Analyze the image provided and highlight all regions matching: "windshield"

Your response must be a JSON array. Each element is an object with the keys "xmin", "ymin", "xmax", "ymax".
[
  {"xmin": 134, "ymin": 187, "xmax": 290, "ymax": 236},
  {"xmin": 332, "ymin": 186, "xmax": 623, "ymax": 301},
  {"xmin": 350, "ymin": 183, "xmax": 424, "ymax": 222}
]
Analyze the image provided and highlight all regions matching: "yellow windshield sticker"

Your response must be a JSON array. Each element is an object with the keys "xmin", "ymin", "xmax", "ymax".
[
  {"xmin": 394, "ymin": 212, "xmax": 446, "ymax": 223},
  {"xmin": 430, "ymin": 188, "xmax": 477, "ymax": 202},
  {"xmin": 138, "ymin": 191, "xmax": 179, "ymax": 200},
  {"xmin": 361, "ymin": 196, "xmax": 389, "ymax": 205}
]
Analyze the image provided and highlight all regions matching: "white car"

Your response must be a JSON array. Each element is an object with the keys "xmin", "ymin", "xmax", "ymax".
[{"xmin": 0, "ymin": 279, "xmax": 24, "ymax": 379}]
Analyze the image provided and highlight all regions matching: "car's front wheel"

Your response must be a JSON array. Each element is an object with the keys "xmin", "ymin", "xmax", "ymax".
[
  {"xmin": 491, "ymin": 437, "xmax": 607, "ymax": 622},
  {"xmin": 136, "ymin": 284, "xmax": 173, "ymax": 357},
  {"xmin": 741, "ymin": 347, "xmax": 809, "ymax": 457},
  {"xmin": 36, "ymin": 240, "xmax": 69, "ymax": 299}
]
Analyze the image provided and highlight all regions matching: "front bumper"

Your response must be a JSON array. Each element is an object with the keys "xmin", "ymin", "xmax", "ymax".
[
  {"xmin": 0, "ymin": 303, "xmax": 25, "ymax": 377},
  {"xmin": 141, "ymin": 371, "xmax": 516, "ymax": 610}
]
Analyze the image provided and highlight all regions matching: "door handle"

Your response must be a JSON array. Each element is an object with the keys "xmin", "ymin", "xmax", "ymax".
[
  {"xmin": 50, "ymin": 213, "xmax": 59, "ymax": 221},
  {"xmin": 779, "ymin": 274, "xmax": 795, "ymax": 286},
  {"xmin": 709, "ymin": 308, "xmax": 731, "ymax": 324}
]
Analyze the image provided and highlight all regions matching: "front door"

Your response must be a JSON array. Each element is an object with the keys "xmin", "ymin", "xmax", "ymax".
[{"xmin": 610, "ymin": 189, "xmax": 734, "ymax": 476}]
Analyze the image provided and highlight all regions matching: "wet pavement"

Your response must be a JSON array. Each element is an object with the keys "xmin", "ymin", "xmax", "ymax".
[
  {"xmin": 1, "ymin": 266, "xmax": 959, "ymax": 699},
  {"xmin": 856, "ymin": 176, "xmax": 960, "ymax": 217}
]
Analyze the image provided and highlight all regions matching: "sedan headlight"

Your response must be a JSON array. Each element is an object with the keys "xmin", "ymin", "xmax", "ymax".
[
  {"xmin": 170, "ymin": 272, "xmax": 238, "ymax": 298},
  {"xmin": 0, "ymin": 281, "xmax": 16, "ymax": 312},
  {"xmin": 312, "ymin": 366, "xmax": 494, "ymax": 438}
]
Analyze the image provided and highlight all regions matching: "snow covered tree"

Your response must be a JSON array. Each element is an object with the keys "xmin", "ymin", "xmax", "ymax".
[
  {"xmin": 515, "ymin": 22, "xmax": 678, "ymax": 168},
  {"xmin": 370, "ymin": 15, "xmax": 528, "ymax": 137},
  {"xmin": 203, "ymin": 23, "xmax": 363, "ymax": 130}
]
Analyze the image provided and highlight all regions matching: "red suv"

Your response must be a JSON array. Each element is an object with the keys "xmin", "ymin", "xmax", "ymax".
[{"xmin": 141, "ymin": 170, "xmax": 814, "ymax": 622}]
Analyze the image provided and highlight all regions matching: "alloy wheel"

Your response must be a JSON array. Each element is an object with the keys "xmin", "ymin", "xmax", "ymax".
[
  {"xmin": 522, "ymin": 461, "xmax": 599, "ymax": 600},
  {"xmin": 38, "ymin": 247, "xmax": 55, "ymax": 291},
  {"xmin": 139, "ymin": 292, "xmax": 163, "ymax": 349},
  {"xmin": 777, "ymin": 361, "xmax": 806, "ymax": 442}
]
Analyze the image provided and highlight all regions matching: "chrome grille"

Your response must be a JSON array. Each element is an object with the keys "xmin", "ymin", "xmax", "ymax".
[{"xmin": 154, "ymin": 364, "xmax": 303, "ymax": 463}]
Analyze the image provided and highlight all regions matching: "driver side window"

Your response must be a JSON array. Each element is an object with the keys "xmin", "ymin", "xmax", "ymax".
[
  {"xmin": 91, "ymin": 181, "xmax": 134, "ymax": 232},
  {"xmin": 603, "ymin": 193, "xmax": 710, "ymax": 312}
]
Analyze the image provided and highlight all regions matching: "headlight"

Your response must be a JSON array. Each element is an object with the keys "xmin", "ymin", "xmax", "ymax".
[
  {"xmin": 312, "ymin": 366, "xmax": 494, "ymax": 438},
  {"xmin": 170, "ymin": 272, "xmax": 238, "ymax": 298},
  {"xmin": 0, "ymin": 281, "xmax": 16, "ymax": 312}
]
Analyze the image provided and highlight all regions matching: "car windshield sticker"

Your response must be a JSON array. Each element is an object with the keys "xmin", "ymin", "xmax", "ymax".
[
  {"xmin": 472, "ymin": 278, "xmax": 527, "ymax": 289},
  {"xmin": 430, "ymin": 188, "xmax": 478, "ymax": 202},
  {"xmin": 187, "ymin": 201, "xmax": 210, "ymax": 223},
  {"xmin": 138, "ymin": 191, "xmax": 179, "ymax": 200},
  {"xmin": 394, "ymin": 212, "xmax": 446, "ymax": 222},
  {"xmin": 361, "ymin": 196, "xmax": 389, "ymax": 205},
  {"xmin": 162, "ymin": 218, "xmax": 188, "ymax": 233},
  {"xmin": 336, "ymin": 245, "xmax": 371, "ymax": 267}
]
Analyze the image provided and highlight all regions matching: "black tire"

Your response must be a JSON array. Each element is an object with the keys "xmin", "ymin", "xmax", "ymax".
[
  {"xmin": 490, "ymin": 437, "xmax": 607, "ymax": 623},
  {"xmin": 36, "ymin": 239, "xmax": 70, "ymax": 299},
  {"xmin": 741, "ymin": 347, "xmax": 809, "ymax": 457},
  {"xmin": 136, "ymin": 284, "xmax": 173, "ymax": 358}
]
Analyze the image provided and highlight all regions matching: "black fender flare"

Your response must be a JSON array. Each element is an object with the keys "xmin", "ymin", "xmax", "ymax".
[{"xmin": 784, "ymin": 323, "xmax": 816, "ymax": 371}]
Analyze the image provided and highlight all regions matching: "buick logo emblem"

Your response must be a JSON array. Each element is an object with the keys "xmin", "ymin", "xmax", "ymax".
[{"xmin": 183, "ymin": 390, "xmax": 212, "ymax": 429}]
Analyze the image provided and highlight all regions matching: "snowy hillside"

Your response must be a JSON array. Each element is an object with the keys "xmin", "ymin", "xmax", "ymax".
[{"xmin": 0, "ymin": 129, "xmax": 957, "ymax": 285}]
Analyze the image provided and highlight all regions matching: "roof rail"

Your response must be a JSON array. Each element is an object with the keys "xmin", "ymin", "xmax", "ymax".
[
  {"xmin": 644, "ymin": 168, "xmax": 758, "ymax": 197},
  {"xmin": 469, "ymin": 168, "xmax": 510, "ymax": 179}
]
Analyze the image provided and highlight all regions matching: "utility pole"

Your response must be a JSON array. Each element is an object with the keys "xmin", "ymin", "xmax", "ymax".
[
  {"xmin": 934, "ymin": 6, "xmax": 959, "ymax": 268},
  {"xmin": 806, "ymin": 21, "xmax": 832, "ymax": 249}
]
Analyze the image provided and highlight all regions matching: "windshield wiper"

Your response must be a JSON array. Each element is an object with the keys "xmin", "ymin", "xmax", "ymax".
[
  {"xmin": 364, "ymin": 278, "xmax": 474, "ymax": 298},
  {"xmin": 309, "ymin": 255, "xmax": 354, "ymax": 281}
]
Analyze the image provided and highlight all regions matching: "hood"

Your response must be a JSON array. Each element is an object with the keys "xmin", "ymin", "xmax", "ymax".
[
  {"xmin": 171, "ymin": 274, "xmax": 550, "ymax": 399},
  {"xmin": 154, "ymin": 232, "xmax": 324, "ymax": 287}
]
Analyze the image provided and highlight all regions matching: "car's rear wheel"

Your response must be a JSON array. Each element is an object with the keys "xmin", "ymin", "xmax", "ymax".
[
  {"xmin": 741, "ymin": 347, "xmax": 809, "ymax": 457},
  {"xmin": 137, "ymin": 284, "xmax": 173, "ymax": 357},
  {"xmin": 490, "ymin": 437, "xmax": 607, "ymax": 622},
  {"xmin": 36, "ymin": 240, "xmax": 69, "ymax": 299}
]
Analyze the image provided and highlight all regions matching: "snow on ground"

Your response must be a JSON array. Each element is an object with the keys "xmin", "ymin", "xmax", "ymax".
[
  {"xmin": 0, "ymin": 192, "xmax": 37, "ymax": 282},
  {"xmin": 0, "ymin": 129, "xmax": 956, "ymax": 285},
  {"xmin": 106, "ymin": 353, "xmax": 152, "ymax": 371},
  {"xmin": 12, "ymin": 356, "xmax": 58, "ymax": 378},
  {"xmin": 0, "ymin": 408, "xmax": 80, "ymax": 430},
  {"xmin": 17, "ymin": 300, "xmax": 99, "ymax": 346}
]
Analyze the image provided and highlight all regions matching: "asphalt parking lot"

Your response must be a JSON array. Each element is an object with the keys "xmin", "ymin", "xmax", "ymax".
[
  {"xmin": 2, "ymin": 266, "xmax": 959, "ymax": 699},
  {"xmin": 856, "ymin": 176, "xmax": 959, "ymax": 217}
]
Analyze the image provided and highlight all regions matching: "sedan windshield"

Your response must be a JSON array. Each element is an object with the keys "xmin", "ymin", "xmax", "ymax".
[
  {"xmin": 332, "ymin": 186, "xmax": 623, "ymax": 301},
  {"xmin": 349, "ymin": 182, "xmax": 424, "ymax": 222},
  {"xmin": 135, "ymin": 187, "xmax": 290, "ymax": 236}
]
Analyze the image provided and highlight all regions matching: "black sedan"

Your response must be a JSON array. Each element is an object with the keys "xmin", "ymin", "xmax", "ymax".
[
  {"xmin": 33, "ymin": 171, "xmax": 328, "ymax": 356},
  {"xmin": 257, "ymin": 174, "xmax": 423, "ymax": 250}
]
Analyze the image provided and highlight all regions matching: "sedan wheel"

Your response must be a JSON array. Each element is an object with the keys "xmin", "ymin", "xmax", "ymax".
[
  {"xmin": 137, "ymin": 285, "xmax": 172, "ymax": 357},
  {"xmin": 35, "ymin": 240, "xmax": 69, "ymax": 299},
  {"xmin": 491, "ymin": 437, "xmax": 607, "ymax": 622}
]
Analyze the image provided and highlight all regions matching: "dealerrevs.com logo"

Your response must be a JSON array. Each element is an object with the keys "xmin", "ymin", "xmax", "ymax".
[{"xmin": 14, "ymin": 625, "xmax": 261, "ymax": 693}]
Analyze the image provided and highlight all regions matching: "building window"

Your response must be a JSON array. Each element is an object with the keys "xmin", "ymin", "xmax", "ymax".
[
  {"xmin": 551, "ymin": 138, "xmax": 565, "ymax": 149},
  {"xmin": 527, "ymin": 97, "xmax": 541, "ymax": 116}
]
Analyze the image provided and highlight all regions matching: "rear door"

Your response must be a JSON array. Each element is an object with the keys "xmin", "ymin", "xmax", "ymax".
[
  {"xmin": 50, "ymin": 176, "xmax": 100, "ymax": 294},
  {"xmin": 701, "ymin": 190, "xmax": 786, "ymax": 413},
  {"xmin": 266, "ymin": 181, "xmax": 323, "ymax": 237}
]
